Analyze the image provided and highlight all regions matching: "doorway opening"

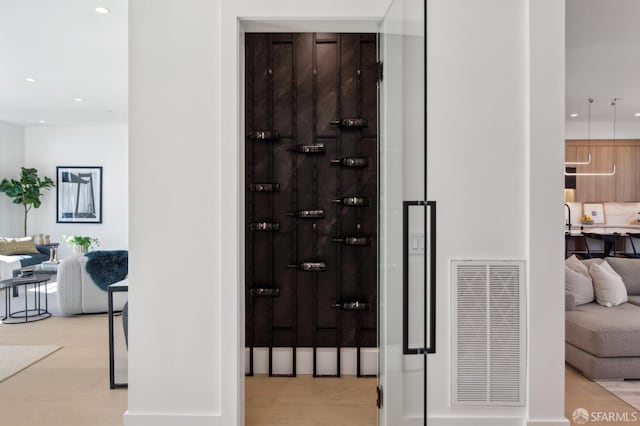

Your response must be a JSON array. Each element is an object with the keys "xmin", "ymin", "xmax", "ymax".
[{"xmin": 243, "ymin": 32, "xmax": 379, "ymax": 425}]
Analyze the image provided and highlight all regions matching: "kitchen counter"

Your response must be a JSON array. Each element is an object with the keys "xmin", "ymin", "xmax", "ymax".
[
  {"xmin": 581, "ymin": 223, "xmax": 640, "ymax": 229},
  {"xmin": 566, "ymin": 224, "xmax": 640, "ymax": 235}
]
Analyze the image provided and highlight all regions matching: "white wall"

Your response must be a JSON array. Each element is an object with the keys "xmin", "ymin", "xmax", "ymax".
[
  {"xmin": 128, "ymin": 1, "xmax": 566, "ymax": 426},
  {"xmin": 427, "ymin": 1, "xmax": 566, "ymax": 425},
  {"xmin": 24, "ymin": 125, "xmax": 128, "ymax": 258},
  {"xmin": 0, "ymin": 120, "xmax": 25, "ymax": 237},
  {"xmin": 427, "ymin": 0, "xmax": 528, "ymax": 422},
  {"xmin": 527, "ymin": 1, "xmax": 566, "ymax": 425},
  {"xmin": 128, "ymin": 1, "xmax": 390, "ymax": 425},
  {"xmin": 128, "ymin": 2, "xmax": 222, "ymax": 425}
]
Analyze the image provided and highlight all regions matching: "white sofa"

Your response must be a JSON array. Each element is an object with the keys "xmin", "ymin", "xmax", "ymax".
[{"xmin": 56, "ymin": 255, "xmax": 127, "ymax": 315}]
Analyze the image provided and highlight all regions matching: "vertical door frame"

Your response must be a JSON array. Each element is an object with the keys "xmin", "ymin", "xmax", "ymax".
[{"xmin": 220, "ymin": 7, "xmax": 388, "ymax": 423}]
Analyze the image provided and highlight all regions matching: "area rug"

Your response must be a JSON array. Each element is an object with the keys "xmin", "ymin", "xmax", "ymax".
[
  {"xmin": 596, "ymin": 380, "xmax": 640, "ymax": 411},
  {"xmin": 0, "ymin": 345, "xmax": 62, "ymax": 383}
]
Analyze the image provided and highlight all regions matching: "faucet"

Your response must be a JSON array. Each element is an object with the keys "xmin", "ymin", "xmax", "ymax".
[{"xmin": 565, "ymin": 203, "xmax": 572, "ymax": 230}]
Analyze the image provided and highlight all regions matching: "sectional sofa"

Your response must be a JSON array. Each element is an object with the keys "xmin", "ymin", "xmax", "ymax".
[
  {"xmin": 56, "ymin": 253, "xmax": 127, "ymax": 315},
  {"xmin": 565, "ymin": 256, "xmax": 640, "ymax": 379},
  {"xmin": 0, "ymin": 237, "xmax": 50, "ymax": 281}
]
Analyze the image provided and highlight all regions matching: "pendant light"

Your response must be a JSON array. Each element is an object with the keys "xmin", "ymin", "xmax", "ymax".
[
  {"xmin": 565, "ymin": 98, "xmax": 593, "ymax": 166},
  {"xmin": 564, "ymin": 165, "xmax": 616, "ymax": 176},
  {"xmin": 564, "ymin": 153, "xmax": 592, "ymax": 166},
  {"xmin": 565, "ymin": 97, "xmax": 617, "ymax": 177}
]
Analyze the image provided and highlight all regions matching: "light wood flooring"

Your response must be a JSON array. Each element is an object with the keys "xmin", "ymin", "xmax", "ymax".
[
  {"xmin": 1, "ymin": 315, "xmax": 637, "ymax": 426},
  {"xmin": 246, "ymin": 375, "xmax": 377, "ymax": 426},
  {"xmin": 565, "ymin": 364, "xmax": 637, "ymax": 426},
  {"xmin": 0, "ymin": 315, "xmax": 127, "ymax": 426}
]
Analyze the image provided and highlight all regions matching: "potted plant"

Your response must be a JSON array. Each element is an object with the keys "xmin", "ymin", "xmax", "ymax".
[
  {"xmin": 0, "ymin": 167, "xmax": 55, "ymax": 236},
  {"xmin": 63, "ymin": 235, "xmax": 100, "ymax": 254}
]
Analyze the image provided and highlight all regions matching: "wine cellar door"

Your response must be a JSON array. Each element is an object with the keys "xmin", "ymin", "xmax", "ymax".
[{"xmin": 245, "ymin": 33, "xmax": 378, "ymax": 377}]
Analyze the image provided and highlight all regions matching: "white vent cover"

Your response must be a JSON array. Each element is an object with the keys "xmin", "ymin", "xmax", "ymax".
[{"xmin": 451, "ymin": 260, "xmax": 526, "ymax": 406}]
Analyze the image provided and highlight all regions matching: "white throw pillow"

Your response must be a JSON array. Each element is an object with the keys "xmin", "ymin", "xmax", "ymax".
[
  {"xmin": 565, "ymin": 266, "xmax": 594, "ymax": 305},
  {"xmin": 590, "ymin": 260, "xmax": 628, "ymax": 307},
  {"xmin": 565, "ymin": 254, "xmax": 590, "ymax": 277}
]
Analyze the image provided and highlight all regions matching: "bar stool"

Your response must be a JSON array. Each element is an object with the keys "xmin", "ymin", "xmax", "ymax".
[
  {"xmin": 625, "ymin": 233, "xmax": 640, "ymax": 258},
  {"xmin": 582, "ymin": 232, "xmax": 621, "ymax": 258},
  {"xmin": 565, "ymin": 232, "xmax": 590, "ymax": 259}
]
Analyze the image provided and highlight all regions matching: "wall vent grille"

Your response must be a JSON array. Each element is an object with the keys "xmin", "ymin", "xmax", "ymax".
[{"xmin": 451, "ymin": 260, "xmax": 525, "ymax": 406}]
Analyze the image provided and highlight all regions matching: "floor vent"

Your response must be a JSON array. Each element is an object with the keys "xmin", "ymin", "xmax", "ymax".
[{"xmin": 451, "ymin": 260, "xmax": 525, "ymax": 406}]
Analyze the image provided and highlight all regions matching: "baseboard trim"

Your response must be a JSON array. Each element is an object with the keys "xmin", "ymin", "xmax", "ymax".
[
  {"xmin": 123, "ymin": 412, "xmax": 224, "ymax": 426},
  {"xmin": 427, "ymin": 417, "xmax": 567, "ymax": 426},
  {"xmin": 427, "ymin": 416, "xmax": 527, "ymax": 426},
  {"xmin": 527, "ymin": 419, "xmax": 570, "ymax": 426},
  {"xmin": 123, "ymin": 411, "xmax": 570, "ymax": 426}
]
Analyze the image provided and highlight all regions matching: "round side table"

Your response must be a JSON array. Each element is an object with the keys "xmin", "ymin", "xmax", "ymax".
[{"xmin": 0, "ymin": 274, "xmax": 52, "ymax": 324}]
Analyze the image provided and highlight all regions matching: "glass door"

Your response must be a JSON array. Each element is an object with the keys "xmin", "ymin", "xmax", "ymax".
[{"xmin": 378, "ymin": 0, "xmax": 433, "ymax": 425}]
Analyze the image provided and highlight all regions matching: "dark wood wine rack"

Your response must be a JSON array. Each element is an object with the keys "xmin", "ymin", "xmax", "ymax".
[{"xmin": 245, "ymin": 33, "xmax": 377, "ymax": 378}]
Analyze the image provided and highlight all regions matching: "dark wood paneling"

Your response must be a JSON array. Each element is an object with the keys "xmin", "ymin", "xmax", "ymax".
[
  {"xmin": 246, "ymin": 33, "xmax": 378, "ymax": 355},
  {"xmin": 272, "ymin": 41, "xmax": 294, "ymax": 346},
  {"xmin": 295, "ymin": 33, "xmax": 315, "ymax": 348}
]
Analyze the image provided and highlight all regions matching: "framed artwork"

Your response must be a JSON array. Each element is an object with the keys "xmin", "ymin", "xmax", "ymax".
[
  {"xmin": 56, "ymin": 166, "xmax": 103, "ymax": 224},
  {"xmin": 582, "ymin": 202, "xmax": 606, "ymax": 224}
]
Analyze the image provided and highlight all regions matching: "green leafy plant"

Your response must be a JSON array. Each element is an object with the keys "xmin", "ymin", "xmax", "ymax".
[
  {"xmin": 63, "ymin": 235, "xmax": 100, "ymax": 252},
  {"xmin": 0, "ymin": 167, "xmax": 55, "ymax": 236}
]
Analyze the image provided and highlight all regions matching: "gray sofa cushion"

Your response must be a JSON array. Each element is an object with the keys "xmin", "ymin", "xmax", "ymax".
[
  {"xmin": 566, "ymin": 302, "xmax": 640, "ymax": 357},
  {"xmin": 606, "ymin": 257, "xmax": 640, "ymax": 295},
  {"xmin": 627, "ymin": 295, "xmax": 640, "ymax": 306},
  {"xmin": 566, "ymin": 342, "xmax": 640, "ymax": 380},
  {"xmin": 566, "ymin": 292, "xmax": 576, "ymax": 311},
  {"xmin": 581, "ymin": 258, "xmax": 604, "ymax": 268}
]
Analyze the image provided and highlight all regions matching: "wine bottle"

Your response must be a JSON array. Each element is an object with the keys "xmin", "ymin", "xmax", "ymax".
[
  {"xmin": 287, "ymin": 262, "xmax": 327, "ymax": 272},
  {"xmin": 249, "ymin": 183, "xmax": 280, "ymax": 192},
  {"xmin": 329, "ymin": 118, "xmax": 368, "ymax": 128},
  {"xmin": 288, "ymin": 144, "xmax": 325, "ymax": 154},
  {"xmin": 332, "ymin": 236, "xmax": 372, "ymax": 246},
  {"xmin": 249, "ymin": 288, "xmax": 280, "ymax": 297},
  {"xmin": 249, "ymin": 222, "xmax": 280, "ymax": 231},
  {"xmin": 249, "ymin": 130, "xmax": 279, "ymax": 140},
  {"xmin": 331, "ymin": 196, "xmax": 371, "ymax": 206},
  {"xmin": 286, "ymin": 209, "xmax": 325, "ymax": 219},
  {"xmin": 331, "ymin": 301, "xmax": 369, "ymax": 311},
  {"xmin": 330, "ymin": 157, "xmax": 369, "ymax": 167}
]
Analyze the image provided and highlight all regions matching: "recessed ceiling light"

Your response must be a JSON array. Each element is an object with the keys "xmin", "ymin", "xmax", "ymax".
[
  {"xmin": 39, "ymin": 120, "xmax": 46, "ymax": 124},
  {"xmin": 635, "ymin": 113, "xmax": 640, "ymax": 117},
  {"xmin": 74, "ymin": 97, "xmax": 83, "ymax": 102},
  {"xmin": 25, "ymin": 77, "xmax": 37, "ymax": 83},
  {"xmin": 570, "ymin": 113, "xmax": 579, "ymax": 118},
  {"xmin": 95, "ymin": 7, "xmax": 110, "ymax": 14}
]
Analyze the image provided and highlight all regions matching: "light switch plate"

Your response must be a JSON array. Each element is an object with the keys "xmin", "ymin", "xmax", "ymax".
[{"xmin": 409, "ymin": 233, "xmax": 425, "ymax": 254}]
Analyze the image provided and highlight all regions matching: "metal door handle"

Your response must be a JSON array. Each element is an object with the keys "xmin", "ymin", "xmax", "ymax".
[{"xmin": 402, "ymin": 201, "xmax": 436, "ymax": 355}]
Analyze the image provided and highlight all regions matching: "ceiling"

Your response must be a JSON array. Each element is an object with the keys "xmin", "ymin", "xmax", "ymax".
[
  {"xmin": 0, "ymin": 1, "xmax": 636, "ymax": 129},
  {"xmin": 0, "ymin": 0, "xmax": 127, "ymax": 126},
  {"xmin": 566, "ymin": 0, "xmax": 640, "ymax": 130}
]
